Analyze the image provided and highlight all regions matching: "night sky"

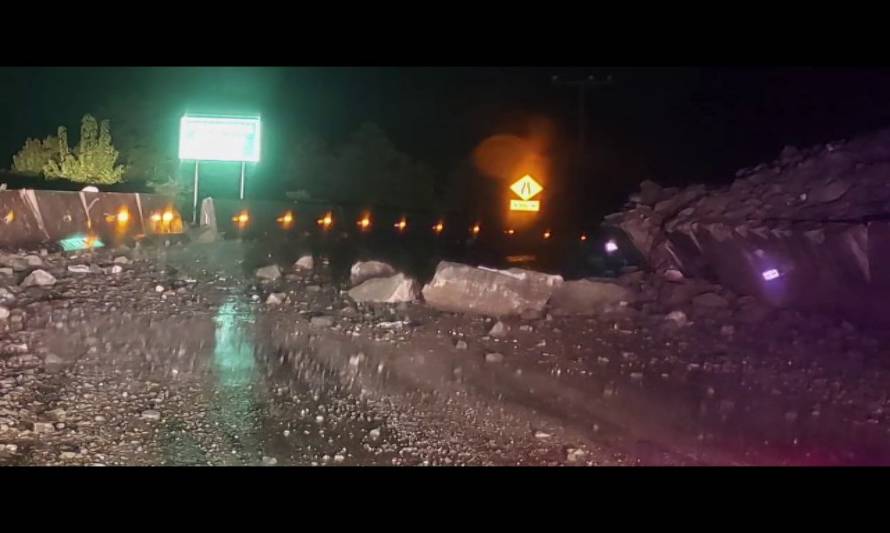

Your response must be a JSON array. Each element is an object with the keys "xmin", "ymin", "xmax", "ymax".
[{"xmin": 3, "ymin": 67, "xmax": 890, "ymax": 219}]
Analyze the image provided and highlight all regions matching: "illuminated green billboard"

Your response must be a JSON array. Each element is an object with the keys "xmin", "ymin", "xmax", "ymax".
[{"xmin": 179, "ymin": 115, "xmax": 261, "ymax": 162}]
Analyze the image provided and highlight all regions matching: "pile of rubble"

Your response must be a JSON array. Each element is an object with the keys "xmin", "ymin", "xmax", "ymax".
[{"xmin": 603, "ymin": 128, "xmax": 890, "ymax": 324}]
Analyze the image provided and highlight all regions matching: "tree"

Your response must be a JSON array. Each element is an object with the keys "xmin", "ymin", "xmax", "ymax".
[
  {"xmin": 43, "ymin": 115, "xmax": 126, "ymax": 184},
  {"xmin": 12, "ymin": 135, "xmax": 60, "ymax": 175}
]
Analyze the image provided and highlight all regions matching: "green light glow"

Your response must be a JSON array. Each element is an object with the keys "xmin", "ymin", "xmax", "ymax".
[
  {"xmin": 179, "ymin": 115, "xmax": 261, "ymax": 163},
  {"xmin": 59, "ymin": 234, "xmax": 105, "ymax": 251}
]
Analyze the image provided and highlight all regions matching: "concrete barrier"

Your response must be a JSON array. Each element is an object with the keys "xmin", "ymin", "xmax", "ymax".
[{"xmin": 0, "ymin": 189, "xmax": 181, "ymax": 248}]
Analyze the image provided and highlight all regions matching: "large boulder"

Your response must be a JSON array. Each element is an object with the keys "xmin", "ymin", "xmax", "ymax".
[
  {"xmin": 350, "ymin": 261, "xmax": 396, "ymax": 286},
  {"xmin": 348, "ymin": 273, "xmax": 420, "ymax": 303},
  {"xmin": 422, "ymin": 261, "xmax": 563, "ymax": 317},
  {"xmin": 549, "ymin": 279, "xmax": 636, "ymax": 316}
]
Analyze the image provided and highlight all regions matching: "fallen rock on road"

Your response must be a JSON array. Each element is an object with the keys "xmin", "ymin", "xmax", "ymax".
[
  {"xmin": 348, "ymin": 273, "xmax": 419, "ymax": 303},
  {"xmin": 422, "ymin": 261, "xmax": 562, "ymax": 317}
]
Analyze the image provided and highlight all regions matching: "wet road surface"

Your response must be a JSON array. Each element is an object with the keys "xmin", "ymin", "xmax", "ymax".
[{"xmin": 3, "ymin": 239, "xmax": 890, "ymax": 465}]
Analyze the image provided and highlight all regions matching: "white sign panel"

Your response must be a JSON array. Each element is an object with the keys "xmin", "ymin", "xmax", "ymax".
[{"xmin": 179, "ymin": 115, "xmax": 261, "ymax": 162}]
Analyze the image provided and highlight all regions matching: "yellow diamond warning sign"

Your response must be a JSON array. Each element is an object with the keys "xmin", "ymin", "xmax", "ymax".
[{"xmin": 510, "ymin": 175, "xmax": 543, "ymax": 201}]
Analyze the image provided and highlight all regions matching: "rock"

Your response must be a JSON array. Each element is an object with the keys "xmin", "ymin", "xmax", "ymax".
[
  {"xmin": 192, "ymin": 225, "xmax": 219, "ymax": 244},
  {"xmin": 566, "ymin": 447, "xmax": 587, "ymax": 463},
  {"xmin": 23, "ymin": 255, "xmax": 43, "ymax": 267},
  {"xmin": 638, "ymin": 180, "xmax": 667, "ymax": 206},
  {"xmin": 663, "ymin": 269, "xmax": 684, "ymax": 282},
  {"xmin": 141, "ymin": 410, "xmax": 161, "ymax": 421},
  {"xmin": 485, "ymin": 352, "xmax": 504, "ymax": 363},
  {"xmin": 664, "ymin": 310, "xmax": 688, "ymax": 327},
  {"xmin": 33, "ymin": 422, "xmax": 55, "ymax": 434},
  {"xmin": 9, "ymin": 258, "xmax": 28, "ymax": 272},
  {"xmin": 549, "ymin": 279, "xmax": 635, "ymax": 316},
  {"xmin": 692, "ymin": 292, "xmax": 729, "ymax": 309},
  {"xmin": 67, "ymin": 265, "xmax": 92, "ymax": 274},
  {"xmin": 519, "ymin": 324, "xmax": 534, "ymax": 332},
  {"xmin": 349, "ymin": 260, "xmax": 396, "ymax": 286},
  {"xmin": 113, "ymin": 256, "xmax": 130, "ymax": 264},
  {"xmin": 0, "ymin": 267, "xmax": 12, "ymax": 276},
  {"xmin": 809, "ymin": 180, "xmax": 851, "ymax": 204},
  {"xmin": 60, "ymin": 451, "xmax": 78, "ymax": 460},
  {"xmin": 44, "ymin": 353, "xmax": 64, "ymax": 366},
  {"xmin": 488, "ymin": 321, "xmax": 509, "ymax": 338},
  {"xmin": 294, "ymin": 255, "xmax": 314, "ymax": 270},
  {"xmin": 310, "ymin": 315, "xmax": 335, "ymax": 328},
  {"xmin": 255, "ymin": 265, "xmax": 282, "ymax": 281},
  {"xmin": 110, "ymin": 265, "xmax": 123, "ymax": 274},
  {"xmin": 266, "ymin": 292, "xmax": 285, "ymax": 305},
  {"xmin": 262, "ymin": 456, "xmax": 278, "ymax": 466},
  {"xmin": 348, "ymin": 273, "xmax": 420, "ymax": 303},
  {"xmin": 369, "ymin": 428, "xmax": 381, "ymax": 440},
  {"xmin": 21, "ymin": 269, "xmax": 56, "ymax": 287},
  {"xmin": 454, "ymin": 339, "xmax": 468, "ymax": 350},
  {"xmin": 534, "ymin": 430, "xmax": 552, "ymax": 439},
  {"xmin": 155, "ymin": 285, "xmax": 165, "ymax": 293},
  {"xmin": 0, "ymin": 306, "xmax": 8, "ymax": 320},
  {"xmin": 422, "ymin": 261, "xmax": 562, "ymax": 317}
]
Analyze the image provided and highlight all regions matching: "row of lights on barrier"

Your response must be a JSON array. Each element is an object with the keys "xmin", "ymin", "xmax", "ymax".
[{"xmin": 228, "ymin": 209, "xmax": 620, "ymax": 249}]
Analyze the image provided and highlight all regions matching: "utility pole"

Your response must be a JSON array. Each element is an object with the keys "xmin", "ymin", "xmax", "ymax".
[{"xmin": 551, "ymin": 73, "xmax": 613, "ymax": 161}]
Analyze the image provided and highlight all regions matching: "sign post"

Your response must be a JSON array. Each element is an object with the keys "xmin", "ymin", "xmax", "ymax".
[
  {"xmin": 179, "ymin": 114, "xmax": 261, "ymax": 224},
  {"xmin": 509, "ymin": 174, "xmax": 543, "ymax": 212}
]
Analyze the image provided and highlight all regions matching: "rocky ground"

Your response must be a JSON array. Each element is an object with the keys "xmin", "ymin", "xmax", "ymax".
[{"xmin": 2, "ymin": 237, "xmax": 890, "ymax": 466}]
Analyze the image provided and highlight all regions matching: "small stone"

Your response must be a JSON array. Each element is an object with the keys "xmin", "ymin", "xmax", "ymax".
[
  {"xmin": 262, "ymin": 456, "xmax": 278, "ymax": 466},
  {"xmin": 333, "ymin": 454, "xmax": 345, "ymax": 463},
  {"xmin": 534, "ymin": 430, "xmax": 552, "ymax": 439},
  {"xmin": 369, "ymin": 428, "xmax": 381, "ymax": 440},
  {"xmin": 155, "ymin": 285, "xmax": 165, "ymax": 293},
  {"xmin": 294, "ymin": 255, "xmax": 314, "ymax": 270},
  {"xmin": 665, "ymin": 310, "xmax": 688, "ymax": 326},
  {"xmin": 141, "ymin": 410, "xmax": 161, "ymax": 421},
  {"xmin": 489, "ymin": 321, "xmax": 509, "ymax": 338},
  {"xmin": 0, "ymin": 267, "xmax": 12, "ymax": 276},
  {"xmin": 67, "ymin": 265, "xmax": 92, "ymax": 274},
  {"xmin": 663, "ymin": 269, "xmax": 684, "ymax": 282},
  {"xmin": 110, "ymin": 265, "xmax": 123, "ymax": 274},
  {"xmin": 5, "ymin": 444, "xmax": 17, "ymax": 453},
  {"xmin": 255, "ymin": 265, "xmax": 282, "ymax": 281},
  {"xmin": 349, "ymin": 352, "xmax": 366, "ymax": 367},
  {"xmin": 113, "ymin": 256, "xmax": 130, "ymax": 264},
  {"xmin": 283, "ymin": 430, "xmax": 291, "ymax": 437},
  {"xmin": 266, "ymin": 292, "xmax": 285, "ymax": 305},
  {"xmin": 518, "ymin": 324, "xmax": 534, "ymax": 332},
  {"xmin": 310, "ymin": 315, "xmax": 335, "ymax": 328},
  {"xmin": 33, "ymin": 422, "xmax": 55, "ymax": 434},
  {"xmin": 94, "ymin": 415, "xmax": 106, "ymax": 423},
  {"xmin": 0, "ymin": 307, "xmax": 8, "ymax": 320},
  {"xmin": 44, "ymin": 353, "xmax": 63, "ymax": 366},
  {"xmin": 60, "ymin": 451, "xmax": 77, "ymax": 460},
  {"xmin": 454, "ymin": 339, "xmax": 468, "ymax": 350},
  {"xmin": 23, "ymin": 255, "xmax": 43, "ymax": 267},
  {"xmin": 315, "ymin": 415, "xmax": 325, "ymax": 423},
  {"xmin": 566, "ymin": 448, "xmax": 587, "ymax": 462},
  {"xmin": 20, "ymin": 269, "xmax": 56, "ymax": 287},
  {"xmin": 485, "ymin": 352, "xmax": 504, "ymax": 363},
  {"xmin": 630, "ymin": 372, "xmax": 643, "ymax": 382}
]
